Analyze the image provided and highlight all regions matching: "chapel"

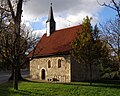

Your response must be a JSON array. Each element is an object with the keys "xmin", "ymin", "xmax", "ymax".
[{"xmin": 28, "ymin": 4, "xmax": 99, "ymax": 82}]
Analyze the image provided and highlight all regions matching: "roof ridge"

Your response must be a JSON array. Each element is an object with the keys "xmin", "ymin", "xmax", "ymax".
[{"xmin": 54, "ymin": 24, "xmax": 81, "ymax": 32}]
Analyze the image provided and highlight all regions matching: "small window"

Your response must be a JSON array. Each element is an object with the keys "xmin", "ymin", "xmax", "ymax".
[
  {"xmin": 48, "ymin": 60, "xmax": 51, "ymax": 68},
  {"xmin": 58, "ymin": 59, "xmax": 61, "ymax": 68}
]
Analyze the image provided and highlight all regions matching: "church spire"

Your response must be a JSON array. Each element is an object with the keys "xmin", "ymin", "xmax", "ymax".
[
  {"xmin": 46, "ymin": 3, "xmax": 56, "ymax": 37},
  {"xmin": 47, "ymin": 3, "xmax": 55, "ymax": 22}
]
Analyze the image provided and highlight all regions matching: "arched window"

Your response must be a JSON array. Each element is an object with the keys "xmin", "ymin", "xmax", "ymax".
[
  {"xmin": 48, "ymin": 60, "xmax": 51, "ymax": 68},
  {"xmin": 58, "ymin": 59, "xmax": 61, "ymax": 68}
]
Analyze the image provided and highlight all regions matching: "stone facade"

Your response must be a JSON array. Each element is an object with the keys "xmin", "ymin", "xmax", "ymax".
[
  {"xmin": 30, "ymin": 55, "xmax": 71, "ymax": 82},
  {"xmin": 30, "ymin": 54, "xmax": 100, "ymax": 82}
]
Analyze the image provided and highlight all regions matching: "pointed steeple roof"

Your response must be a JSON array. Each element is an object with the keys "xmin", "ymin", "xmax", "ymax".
[{"xmin": 46, "ymin": 3, "xmax": 55, "ymax": 22}]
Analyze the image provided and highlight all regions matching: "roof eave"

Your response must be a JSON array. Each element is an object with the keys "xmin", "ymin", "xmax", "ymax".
[{"xmin": 30, "ymin": 51, "xmax": 71, "ymax": 59}]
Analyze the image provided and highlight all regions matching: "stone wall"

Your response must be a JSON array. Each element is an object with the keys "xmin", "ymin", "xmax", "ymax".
[
  {"xmin": 30, "ymin": 55, "xmax": 100, "ymax": 83},
  {"xmin": 30, "ymin": 55, "xmax": 71, "ymax": 82}
]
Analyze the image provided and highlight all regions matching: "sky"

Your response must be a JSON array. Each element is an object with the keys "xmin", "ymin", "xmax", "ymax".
[{"xmin": 21, "ymin": 0, "xmax": 117, "ymax": 36}]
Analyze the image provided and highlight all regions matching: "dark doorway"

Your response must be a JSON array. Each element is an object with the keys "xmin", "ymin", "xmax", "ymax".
[{"xmin": 41, "ymin": 69, "xmax": 45, "ymax": 80}]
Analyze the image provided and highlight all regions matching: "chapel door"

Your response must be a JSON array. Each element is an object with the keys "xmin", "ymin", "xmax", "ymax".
[{"xmin": 41, "ymin": 69, "xmax": 45, "ymax": 80}]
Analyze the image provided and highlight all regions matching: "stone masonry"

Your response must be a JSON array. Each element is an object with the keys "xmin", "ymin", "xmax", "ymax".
[
  {"xmin": 30, "ymin": 54, "xmax": 100, "ymax": 82},
  {"xmin": 30, "ymin": 55, "xmax": 71, "ymax": 82}
]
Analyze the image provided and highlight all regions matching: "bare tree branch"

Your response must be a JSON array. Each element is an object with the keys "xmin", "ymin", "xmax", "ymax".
[
  {"xmin": 97, "ymin": 0, "xmax": 120, "ymax": 18},
  {"xmin": 7, "ymin": 0, "xmax": 15, "ymax": 22},
  {"xmin": 0, "ymin": 7, "xmax": 10, "ymax": 12}
]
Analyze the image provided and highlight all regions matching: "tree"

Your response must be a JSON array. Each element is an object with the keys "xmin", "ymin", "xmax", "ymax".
[
  {"xmin": 72, "ymin": 16, "xmax": 109, "ymax": 85},
  {"xmin": 0, "ymin": 22, "xmax": 39, "ymax": 89},
  {"xmin": 98, "ymin": 0, "xmax": 120, "ymax": 61},
  {"xmin": 0, "ymin": 0, "xmax": 24, "ymax": 90},
  {"xmin": 100, "ymin": 18, "xmax": 120, "ymax": 66},
  {"xmin": 0, "ymin": 0, "xmax": 39, "ymax": 84},
  {"xmin": 98, "ymin": 0, "xmax": 120, "ymax": 73},
  {"xmin": 0, "ymin": 0, "xmax": 39, "ymax": 90}
]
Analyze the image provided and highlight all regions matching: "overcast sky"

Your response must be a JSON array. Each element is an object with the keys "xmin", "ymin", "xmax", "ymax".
[{"xmin": 22, "ymin": 0, "xmax": 116, "ymax": 36}]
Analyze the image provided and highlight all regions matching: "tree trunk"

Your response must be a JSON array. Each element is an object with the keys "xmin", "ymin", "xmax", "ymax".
[
  {"xmin": 13, "ymin": 67, "xmax": 18, "ymax": 90},
  {"xmin": 9, "ymin": 64, "xmax": 23, "ymax": 81},
  {"xmin": 89, "ymin": 62, "xmax": 92, "ymax": 86},
  {"xmin": 8, "ymin": 64, "xmax": 14, "ymax": 80}
]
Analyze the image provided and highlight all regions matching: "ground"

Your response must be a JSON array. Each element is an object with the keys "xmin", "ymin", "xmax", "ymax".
[{"xmin": 0, "ymin": 80, "xmax": 120, "ymax": 96}]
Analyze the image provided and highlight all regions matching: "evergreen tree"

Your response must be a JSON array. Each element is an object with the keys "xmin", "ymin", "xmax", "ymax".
[{"xmin": 72, "ymin": 16, "xmax": 109, "ymax": 85}]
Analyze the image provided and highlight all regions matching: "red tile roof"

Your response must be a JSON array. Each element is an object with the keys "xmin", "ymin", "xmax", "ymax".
[{"xmin": 29, "ymin": 25, "xmax": 82, "ymax": 57}]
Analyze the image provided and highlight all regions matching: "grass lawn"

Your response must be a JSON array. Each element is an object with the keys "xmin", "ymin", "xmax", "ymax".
[{"xmin": 0, "ymin": 81, "xmax": 120, "ymax": 96}]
